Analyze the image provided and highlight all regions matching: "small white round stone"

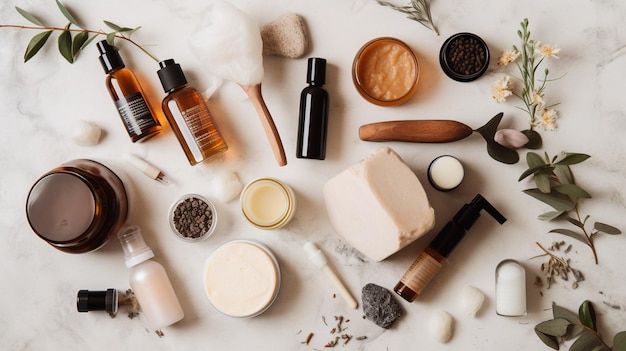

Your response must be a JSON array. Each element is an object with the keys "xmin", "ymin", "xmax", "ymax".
[
  {"xmin": 429, "ymin": 310, "xmax": 454, "ymax": 343},
  {"xmin": 71, "ymin": 120, "xmax": 102, "ymax": 146}
]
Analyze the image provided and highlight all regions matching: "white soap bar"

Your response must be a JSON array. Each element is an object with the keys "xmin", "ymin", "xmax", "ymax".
[
  {"xmin": 323, "ymin": 147, "xmax": 435, "ymax": 261},
  {"xmin": 429, "ymin": 310, "xmax": 454, "ymax": 343}
]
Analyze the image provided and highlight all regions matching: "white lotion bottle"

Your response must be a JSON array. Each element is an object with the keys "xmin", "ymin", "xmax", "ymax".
[{"xmin": 117, "ymin": 225, "xmax": 184, "ymax": 329}]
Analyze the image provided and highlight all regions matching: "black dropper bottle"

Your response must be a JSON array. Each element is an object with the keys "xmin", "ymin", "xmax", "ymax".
[
  {"xmin": 394, "ymin": 194, "xmax": 507, "ymax": 302},
  {"xmin": 296, "ymin": 57, "xmax": 329, "ymax": 160}
]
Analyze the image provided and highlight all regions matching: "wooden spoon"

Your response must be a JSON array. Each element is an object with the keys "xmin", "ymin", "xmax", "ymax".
[{"xmin": 239, "ymin": 83, "xmax": 287, "ymax": 167}]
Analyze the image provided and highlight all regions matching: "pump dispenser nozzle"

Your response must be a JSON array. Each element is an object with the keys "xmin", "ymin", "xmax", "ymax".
[{"xmin": 394, "ymin": 194, "xmax": 506, "ymax": 302}]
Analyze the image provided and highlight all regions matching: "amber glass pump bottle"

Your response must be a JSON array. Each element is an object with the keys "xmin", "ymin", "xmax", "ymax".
[
  {"xmin": 97, "ymin": 41, "xmax": 161, "ymax": 142},
  {"xmin": 157, "ymin": 59, "xmax": 228, "ymax": 165},
  {"xmin": 296, "ymin": 57, "xmax": 329, "ymax": 160}
]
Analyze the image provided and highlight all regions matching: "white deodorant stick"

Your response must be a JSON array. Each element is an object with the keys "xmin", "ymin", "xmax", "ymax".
[{"xmin": 495, "ymin": 259, "xmax": 527, "ymax": 316}]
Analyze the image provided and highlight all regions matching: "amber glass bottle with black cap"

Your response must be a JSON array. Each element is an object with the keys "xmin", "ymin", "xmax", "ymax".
[
  {"xmin": 157, "ymin": 59, "xmax": 228, "ymax": 165},
  {"xmin": 296, "ymin": 57, "xmax": 329, "ymax": 160},
  {"xmin": 97, "ymin": 40, "xmax": 161, "ymax": 142}
]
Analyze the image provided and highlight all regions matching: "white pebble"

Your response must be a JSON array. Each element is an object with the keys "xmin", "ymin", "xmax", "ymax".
[
  {"xmin": 211, "ymin": 172, "xmax": 243, "ymax": 203},
  {"xmin": 494, "ymin": 129, "xmax": 529, "ymax": 149},
  {"xmin": 460, "ymin": 285, "xmax": 485, "ymax": 317},
  {"xmin": 429, "ymin": 310, "xmax": 453, "ymax": 343},
  {"xmin": 71, "ymin": 120, "xmax": 102, "ymax": 146}
]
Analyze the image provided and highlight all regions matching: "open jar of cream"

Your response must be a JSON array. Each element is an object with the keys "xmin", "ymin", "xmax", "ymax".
[
  {"xmin": 352, "ymin": 37, "xmax": 419, "ymax": 106},
  {"xmin": 26, "ymin": 159, "xmax": 128, "ymax": 253},
  {"xmin": 203, "ymin": 240, "xmax": 280, "ymax": 317},
  {"xmin": 240, "ymin": 178, "xmax": 296, "ymax": 229}
]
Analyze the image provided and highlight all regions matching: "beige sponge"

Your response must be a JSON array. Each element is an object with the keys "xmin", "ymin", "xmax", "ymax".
[{"xmin": 261, "ymin": 13, "xmax": 308, "ymax": 58}]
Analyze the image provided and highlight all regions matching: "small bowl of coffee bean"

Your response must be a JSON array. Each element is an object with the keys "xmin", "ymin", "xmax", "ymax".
[
  {"xmin": 439, "ymin": 32, "xmax": 490, "ymax": 82},
  {"xmin": 169, "ymin": 194, "xmax": 217, "ymax": 242}
]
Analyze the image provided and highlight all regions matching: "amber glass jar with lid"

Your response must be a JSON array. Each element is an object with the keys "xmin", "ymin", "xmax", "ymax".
[{"xmin": 26, "ymin": 159, "xmax": 129, "ymax": 253}]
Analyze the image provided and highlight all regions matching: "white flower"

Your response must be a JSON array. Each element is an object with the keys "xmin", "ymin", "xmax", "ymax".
[
  {"xmin": 492, "ymin": 75, "xmax": 513, "ymax": 103},
  {"xmin": 534, "ymin": 41, "xmax": 560, "ymax": 59},
  {"xmin": 532, "ymin": 90, "xmax": 544, "ymax": 106},
  {"xmin": 533, "ymin": 108, "xmax": 559, "ymax": 131},
  {"xmin": 498, "ymin": 49, "xmax": 520, "ymax": 66}
]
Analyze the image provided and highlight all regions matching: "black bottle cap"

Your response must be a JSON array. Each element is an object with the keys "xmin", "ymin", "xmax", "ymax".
[
  {"xmin": 77, "ymin": 289, "xmax": 118, "ymax": 314},
  {"xmin": 157, "ymin": 59, "xmax": 188, "ymax": 93},
  {"xmin": 97, "ymin": 40, "xmax": 125, "ymax": 74},
  {"xmin": 454, "ymin": 194, "xmax": 507, "ymax": 230},
  {"xmin": 307, "ymin": 57, "xmax": 326, "ymax": 85}
]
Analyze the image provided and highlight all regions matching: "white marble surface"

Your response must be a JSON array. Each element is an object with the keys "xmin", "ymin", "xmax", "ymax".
[{"xmin": 2, "ymin": 0, "xmax": 626, "ymax": 349}]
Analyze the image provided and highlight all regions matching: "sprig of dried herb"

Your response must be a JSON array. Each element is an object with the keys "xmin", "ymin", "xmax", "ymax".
[
  {"xmin": 532, "ymin": 242, "xmax": 584, "ymax": 289},
  {"xmin": 3, "ymin": 1, "xmax": 157, "ymax": 63},
  {"xmin": 519, "ymin": 151, "xmax": 622, "ymax": 264},
  {"xmin": 375, "ymin": 0, "xmax": 438, "ymax": 35},
  {"xmin": 535, "ymin": 300, "xmax": 626, "ymax": 351}
]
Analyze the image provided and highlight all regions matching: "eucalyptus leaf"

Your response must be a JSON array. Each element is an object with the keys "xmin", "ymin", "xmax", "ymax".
[
  {"xmin": 556, "ymin": 153, "xmax": 591, "ymax": 166},
  {"xmin": 539, "ymin": 210, "xmax": 565, "ymax": 221},
  {"xmin": 58, "ymin": 24, "xmax": 73, "ymax": 63},
  {"xmin": 15, "ymin": 6, "xmax": 44, "ymax": 26},
  {"xmin": 570, "ymin": 330, "xmax": 602, "ymax": 351},
  {"xmin": 523, "ymin": 188, "xmax": 574, "ymax": 212},
  {"xmin": 534, "ymin": 329, "xmax": 560, "ymax": 350},
  {"xmin": 554, "ymin": 165, "xmax": 573, "ymax": 185},
  {"xmin": 594, "ymin": 222, "xmax": 621, "ymax": 235},
  {"xmin": 535, "ymin": 173, "xmax": 551, "ymax": 193},
  {"xmin": 535, "ymin": 318, "xmax": 570, "ymax": 336},
  {"xmin": 566, "ymin": 217, "xmax": 585, "ymax": 230},
  {"xmin": 527, "ymin": 151, "xmax": 545, "ymax": 168},
  {"xmin": 71, "ymin": 31, "xmax": 88, "ymax": 57},
  {"xmin": 522, "ymin": 129, "xmax": 542, "ymax": 149},
  {"xmin": 549, "ymin": 228, "xmax": 588, "ymax": 245},
  {"xmin": 518, "ymin": 164, "xmax": 553, "ymax": 182},
  {"xmin": 56, "ymin": 0, "xmax": 80, "ymax": 27},
  {"xmin": 578, "ymin": 300, "xmax": 597, "ymax": 332},
  {"xmin": 24, "ymin": 31, "xmax": 52, "ymax": 62},
  {"xmin": 106, "ymin": 32, "xmax": 116, "ymax": 46},
  {"xmin": 79, "ymin": 34, "xmax": 98, "ymax": 51},
  {"xmin": 553, "ymin": 184, "xmax": 592, "ymax": 200},
  {"xmin": 552, "ymin": 302, "xmax": 583, "ymax": 339},
  {"xmin": 103, "ymin": 20, "xmax": 122, "ymax": 31},
  {"xmin": 613, "ymin": 331, "xmax": 626, "ymax": 351}
]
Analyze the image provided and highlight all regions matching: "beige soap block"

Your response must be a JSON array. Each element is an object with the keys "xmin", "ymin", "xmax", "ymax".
[{"xmin": 323, "ymin": 147, "xmax": 435, "ymax": 261}]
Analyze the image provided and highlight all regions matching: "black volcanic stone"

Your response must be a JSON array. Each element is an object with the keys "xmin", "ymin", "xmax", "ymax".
[{"xmin": 361, "ymin": 283, "xmax": 403, "ymax": 329}]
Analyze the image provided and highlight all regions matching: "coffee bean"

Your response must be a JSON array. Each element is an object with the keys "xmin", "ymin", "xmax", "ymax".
[
  {"xmin": 446, "ymin": 35, "xmax": 487, "ymax": 76},
  {"xmin": 173, "ymin": 197, "xmax": 214, "ymax": 239}
]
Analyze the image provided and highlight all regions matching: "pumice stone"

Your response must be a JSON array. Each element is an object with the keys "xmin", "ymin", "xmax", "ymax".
[{"xmin": 361, "ymin": 283, "xmax": 402, "ymax": 329}]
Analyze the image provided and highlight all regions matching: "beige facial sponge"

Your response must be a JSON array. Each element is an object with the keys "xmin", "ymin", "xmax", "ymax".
[{"xmin": 261, "ymin": 13, "xmax": 309, "ymax": 59}]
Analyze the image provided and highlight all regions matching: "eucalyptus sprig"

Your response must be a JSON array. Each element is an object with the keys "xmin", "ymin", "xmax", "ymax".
[
  {"xmin": 3, "ymin": 1, "xmax": 157, "ymax": 63},
  {"xmin": 519, "ymin": 151, "xmax": 622, "ymax": 264},
  {"xmin": 535, "ymin": 300, "xmax": 626, "ymax": 351},
  {"xmin": 375, "ymin": 0, "xmax": 438, "ymax": 35}
]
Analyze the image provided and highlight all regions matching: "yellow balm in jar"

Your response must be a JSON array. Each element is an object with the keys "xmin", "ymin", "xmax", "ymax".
[
  {"xmin": 353, "ymin": 37, "xmax": 419, "ymax": 106},
  {"xmin": 240, "ymin": 178, "xmax": 296, "ymax": 229}
]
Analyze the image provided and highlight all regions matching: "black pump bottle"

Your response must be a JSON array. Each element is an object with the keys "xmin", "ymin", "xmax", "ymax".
[{"xmin": 296, "ymin": 57, "xmax": 329, "ymax": 160}]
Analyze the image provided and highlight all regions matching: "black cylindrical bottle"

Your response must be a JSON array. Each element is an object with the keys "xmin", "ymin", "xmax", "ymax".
[{"xmin": 296, "ymin": 57, "xmax": 329, "ymax": 160}]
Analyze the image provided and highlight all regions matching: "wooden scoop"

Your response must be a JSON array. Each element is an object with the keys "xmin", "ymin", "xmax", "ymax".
[
  {"xmin": 240, "ymin": 83, "xmax": 287, "ymax": 166},
  {"xmin": 359, "ymin": 120, "xmax": 473, "ymax": 143}
]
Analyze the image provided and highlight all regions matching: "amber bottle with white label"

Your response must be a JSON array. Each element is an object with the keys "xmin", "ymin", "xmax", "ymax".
[
  {"xmin": 97, "ymin": 41, "xmax": 161, "ymax": 142},
  {"xmin": 157, "ymin": 59, "xmax": 228, "ymax": 165}
]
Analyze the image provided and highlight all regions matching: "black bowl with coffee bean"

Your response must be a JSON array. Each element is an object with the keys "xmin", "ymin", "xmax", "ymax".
[
  {"xmin": 439, "ymin": 32, "xmax": 490, "ymax": 82},
  {"xmin": 169, "ymin": 194, "xmax": 217, "ymax": 242}
]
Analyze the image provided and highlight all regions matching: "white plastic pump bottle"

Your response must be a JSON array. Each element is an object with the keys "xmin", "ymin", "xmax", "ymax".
[{"xmin": 117, "ymin": 225, "xmax": 184, "ymax": 330}]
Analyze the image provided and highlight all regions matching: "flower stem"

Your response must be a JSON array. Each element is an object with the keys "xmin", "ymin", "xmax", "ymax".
[{"xmin": 0, "ymin": 24, "xmax": 159, "ymax": 62}]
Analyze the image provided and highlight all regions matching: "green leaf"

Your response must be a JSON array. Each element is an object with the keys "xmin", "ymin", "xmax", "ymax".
[
  {"xmin": 554, "ymin": 165, "xmax": 573, "ymax": 185},
  {"xmin": 106, "ymin": 32, "xmax": 117, "ymax": 46},
  {"xmin": 518, "ymin": 164, "xmax": 553, "ymax": 182},
  {"xmin": 552, "ymin": 302, "xmax": 583, "ymax": 339},
  {"xmin": 613, "ymin": 331, "xmax": 626, "ymax": 351},
  {"xmin": 535, "ymin": 329, "xmax": 560, "ymax": 350},
  {"xmin": 539, "ymin": 210, "xmax": 565, "ymax": 221},
  {"xmin": 527, "ymin": 151, "xmax": 545, "ymax": 168},
  {"xmin": 522, "ymin": 129, "xmax": 542, "ymax": 149},
  {"xmin": 58, "ymin": 24, "xmax": 73, "ymax": 63},
  {"xmin": 594, "ymin": 222, "xmax": 621, "ymax": 235},
  {"xmin": 553, "ymin": 184, "xmax": 592, "ymax": 200},
  {"xmin": 103, "ymin": 20, "xmax": 122, "ymax": 31},
  {"xmin": 579, "ymin": 300, "xmax": 597, "ymax": 332},
  {"xmin": 15, "ymin": 6, "xmax": 44, "ymax": 26},
  {"xmin": 536, "ymin": 173, "xmax": 552, "ymax": 193},
  {"xmin": 56, "ymin": 0, "xmax": 80, "ymax": 27},
  {"xmin": 476, "ymin": 112, "xmax": 520, "ymax": 164},
  {"xmin": 566, "ymin": 217, "xmax": 585, "ymax": 230},
  {"xmin": 79, "ymin": 34, "xmax": 98, "ymax": 51},
  {"xmin": 549, "ymin": 228, "xmax": 588, "ymax": 245},
  {"xmin": 555, "ymin": 153, "xmax": 590, "ymax": 166},
  {"xmin": 71, "ymin": 31, "xmax": 88, "ymax": 57},
  {"xmin": 570, "ymin": 330, "xmax": 602, "ymax": 351},
  {"xmin": 523, "ymin": 188, "xmax": 575, "ymax": 212},
  {"xmin": 535, "ymin": 318, "xmax": 570, "ymax": 336},
  {"xmin": 24, "ymin": 31, "xmax": 52, "ymax": 62}
]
